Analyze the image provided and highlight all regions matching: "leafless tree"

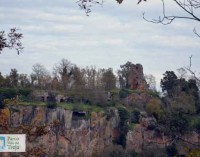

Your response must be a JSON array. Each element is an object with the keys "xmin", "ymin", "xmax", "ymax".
[
  {"xmin": 32, "ymin": 63, "xmax": 51, "ymax": 89},
  {"xmin": 0, "ymin": 28, "xmax": 23, "ymax": 54},
  {"xmin": 53, "ymin": 58, "xmax": 73, "ymax": 91},
  {"xmin": 145, "ymin": 74, "xmax": 156, "ymax": 91},
  {"xmin": 176, "ymin": 67, "xmax": 188, "ymax": 79},
  {"xmin": 184, "ymin": 55, "xmax": 200, "ymax": 87}
]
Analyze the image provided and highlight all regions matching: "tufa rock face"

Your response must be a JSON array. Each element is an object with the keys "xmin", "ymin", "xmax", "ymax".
[
  {"xmin": 1, "ymin": 106, "xmax": 199, "ymax": 157},
  {"xmin": 1, "ymin": 106, "xmax": 119, "ymax": 157},
  {"xmin": 128, "ymin": 64, "xmax": 148, "ymax": 90}
]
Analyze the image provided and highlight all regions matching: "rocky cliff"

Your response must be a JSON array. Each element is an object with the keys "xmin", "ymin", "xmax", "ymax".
[
  {"xmin": 0, "ymin": 105, "xmax": 119, "ymax": 157},
  {"xmin": 0, "ymin": 105, "xmax": 199, "ymax": 157}
]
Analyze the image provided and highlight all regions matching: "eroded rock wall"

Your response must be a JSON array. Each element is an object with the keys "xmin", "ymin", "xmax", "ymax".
[
  {"xmin": 1, "ymin": 105, "xmax": 199, "ymax": 157},
  {"xmin": 1, "ymin": 106, "xmax": 119, "ymax": 157}
]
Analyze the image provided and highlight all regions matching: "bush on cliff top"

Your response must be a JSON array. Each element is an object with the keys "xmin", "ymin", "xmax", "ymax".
[{"xmin": 47, "ymin": 91, "xmax": 57, "ymax": 108}]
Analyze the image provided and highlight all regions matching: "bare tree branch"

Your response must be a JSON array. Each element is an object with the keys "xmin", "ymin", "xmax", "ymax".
[
  {"xmin": 143, "ymin": 0, "xmax": 200, "ymax": 24},
  {"xmin": 193, "ymin": 28, "xmax": 200, "ymax": 37},
  {"xmin": 143, "ymin": 0, "xmax": 200, "ymax": 36},
  {"xmin": 184, "ymin": 55, "xmax": 200, "ymax": 87}
]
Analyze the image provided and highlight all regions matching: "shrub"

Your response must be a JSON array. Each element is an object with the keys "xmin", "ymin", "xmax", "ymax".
[
  {"xmin": 73, "ymin": 104, "xmax": 82, "ymax": 112},
  {"xmin": 107, "ymin": 100, "xmax": 115, "ymax": 106},
  {"xmin": 166, "ymin": 143, "xmax": 177, "ymax": 157},
  {"xmin": 0, "ymin": 88, "xmax": 16, "ymax": 99},
  {"xmin": 146, "ymin": 98, "xmax": 163, "ymax": 120},
  {"xmin": 47, "ymin": 91, "xmax": 57, "ymax": 108},
  {"xmin": 18, "ymin": 88, "xmax": 32, "ymax": 97},
  {"xmin": 130, "ymin": 110, "xmax": 140, "ymax": 123},
  {"xmin": 147, "ymin": 123, "xmax": 156, "ymax": 130},
  {"xmin": 94, "ymin": 145, "xmax": 140, "ymax": 157},
  {"xmin": 170, "ymin": 92, "xmax": 196, "ymax": 114},
  {"xmin": 128, "ymin": 123, "xmax": 136, "ymax": 131},
  {"xmin": 190, "ymin": 117, "xmax": 200, "ymax": 134},
  {"xmin": 187, "ymin": 147, "xmax": 200, "ymax": 157},
  {"xmin": 119, "ymin": 89, "xmax": 130, "ymax": 99},
  {"xmin": 161, "ymin": 112, "xmax": 190, "ymax": 137},
  {"xmin": 0, "ymin": 108, "xmax": 10, "ymax": 129},
  {"xmin": 114, "ymin": 107, "xmax": 130, "ymax": 148},
  {"xmin": 0, "ymin": 88, "xmax": 32, "ymax": 99},
  {"xmin": 143, "ymin": 146, "xmax": 167, "ymax": 157},
  {"xmin": 0, "ymin": 94, "xmax": 5, "ymax": 109}
]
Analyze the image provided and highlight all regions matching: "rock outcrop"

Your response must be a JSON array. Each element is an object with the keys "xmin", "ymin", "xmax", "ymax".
[
  {"xmin": 1, "ymin": 105, "xmax": 199, "ymax": 157},
  {"xmin": 126, "ymin": 117, "xmax": 200, "ymax": 156},
  {"xmin": 128, "ymin": 64, "xmax": 148, "ymax": 90},
  {"xmin": 1, "ymin": 105, "xmax": 119, "ymax": 157}
]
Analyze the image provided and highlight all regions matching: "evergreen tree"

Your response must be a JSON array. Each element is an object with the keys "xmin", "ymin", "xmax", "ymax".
[
  {"xmin": 47, "ymin": 91, "xmax": 57, "ymax": 109},
  {"xmin": 0, "ymin": 94, "xmax": 5, "ymax": 109}
]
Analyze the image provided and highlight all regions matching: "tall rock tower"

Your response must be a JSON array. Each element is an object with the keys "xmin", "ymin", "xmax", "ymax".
[{"xmin": 128, "ymin": 64, "xmax": 148, "ymax": 90}]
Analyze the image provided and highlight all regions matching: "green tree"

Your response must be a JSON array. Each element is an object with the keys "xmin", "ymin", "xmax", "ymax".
[
  {"xmin": 188, "ymin": 79, "xmax": 200, "ymax": 113},
  {"xmin": 69, "ymin": 66, "xmax": 86, "ymax": 102},
  {"xmin": 47, "ymin": 91, "xmax": 57, "ymax": 108},
  {"xmin": 161, "ymin": 111, "xmax": 189, "ymax": 138},
  {"xmin": 71, "ymin": 66, "xmax": 86, "ymax": 88},
  {"xmin": 166, "ymin": 144, "xmax": 178, "ymax": 157},
  {"xmin": 118, "ymin": 61, "xmax": 134, "ymax": 88},
  {"xmin": 0, "ymin": 72, "xmax": 5, "ymax": 87},
  {"xmin": 0, "ymin": 94, "xmax": 5, "ymax": 109},
  {"xmin": 146, "ymin": 98, "xmax": 163, "ymax": 120},
  {"xmin": 9, "ymin": 68, "xmax": 19, "ymax": 87},
  {"xmin": 160, "ymin": 71, "xmax": 178, "ymax": 96},
  {"xmin": 115, "ymin": 107, "xmax": 130, "ymax": 148},
  {"xmin": 18, "ymin": 73, "xmax": 30, "ymax": 87},
  {"xmin": 53, "ymin": 58, "xmax": 73, "ymax": 91},
  {"xmin": 163, "ymin": 77, "xmax": 200, "ymax": 114},
  {"xmin": 102, "ymin": 68, "xmax": 116, "ymax": 91},
  {"xmin": 130, "ymin": 110, "xmax": 140, "ymax": 123}
]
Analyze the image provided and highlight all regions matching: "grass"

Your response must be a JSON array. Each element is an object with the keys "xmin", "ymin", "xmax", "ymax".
[
  {"xmin": 15, "ymin": 101, "xmax": 104, "ymax": 112},
  {"xmin": 128, "ymin": 123, "xmax": 137, "ymax": 131}
]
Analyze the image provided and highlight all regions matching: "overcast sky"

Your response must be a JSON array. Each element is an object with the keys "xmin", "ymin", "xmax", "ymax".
[{"xmin": 0, "ymin": 0, "xmax": 200, "ymax": 89}]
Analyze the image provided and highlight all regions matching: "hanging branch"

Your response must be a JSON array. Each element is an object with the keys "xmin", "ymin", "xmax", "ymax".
[
  {"xmin": 0, "ymin": 28, "xmax": 23, "ymax": 55},
  {"xmin": 76, "ymin": 0, "xmax": 147, "ymax": 15},
  {"xmin": 76, "ymin": 0, "xmax": 104, "ymax": 16}
]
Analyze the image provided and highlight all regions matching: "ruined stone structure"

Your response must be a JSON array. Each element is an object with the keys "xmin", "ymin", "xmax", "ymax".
[{"xmin": 128, "ymin": 64, "xmax": 148, "ymax": 90}]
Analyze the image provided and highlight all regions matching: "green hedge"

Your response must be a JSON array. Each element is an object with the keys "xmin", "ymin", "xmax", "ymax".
[{"xmin": 0, "ymin": 88, "xmax": 32, "ymax": 99}]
